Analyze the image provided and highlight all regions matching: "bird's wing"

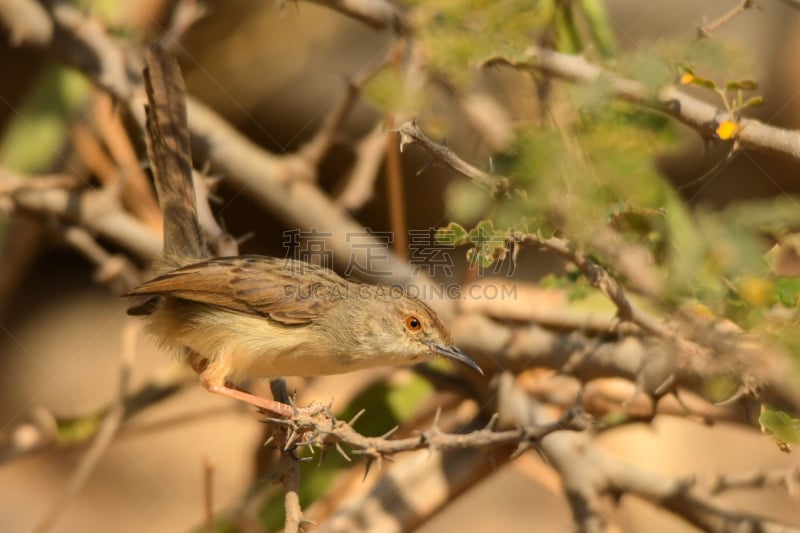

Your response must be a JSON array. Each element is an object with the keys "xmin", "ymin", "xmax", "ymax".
[{"xmin": 126, "ymin": 256, "xmax": 350, "ymax": 325}]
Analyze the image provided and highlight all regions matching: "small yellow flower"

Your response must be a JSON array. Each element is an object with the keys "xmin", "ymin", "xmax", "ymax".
[
  {"xmin": 716, "ymin": 120, "xmax": 740, "ymax": 140},
  {"xmin": 680, "ymin": 73, "xmax": 694, "ymax": 85},
  {"xmin": 691, "ymin": 303, "xmax": 715, "ymax": 319},
  {"xmin": 737, "ymin": 276, "xmax": 774, "ymax": 307}
]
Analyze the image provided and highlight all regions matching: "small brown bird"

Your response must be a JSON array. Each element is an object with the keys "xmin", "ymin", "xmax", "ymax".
[{"xmin": 126, "ymin": 46, "xmax": 481, "ymax": 417}]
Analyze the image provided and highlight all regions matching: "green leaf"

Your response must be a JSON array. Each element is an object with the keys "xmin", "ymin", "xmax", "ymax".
[
  {"xmin": 473, "ymin": 220, "xmax": 493, "ymax": 238},
  {"xmin": 435, "ymin": 222, "xmax": 470, "ymax": 246},
  {"xmin": 539, "ymin": 273, "xmax": 570, "ymax": 289},
  {"xmin": 466, "ymin": 246, "xmax": 494, "ymax": 268},
  {"xmin": 743, "ymin": 95, "xmax": 764, "ymax": 108},
  {"xmin": 759, "ymin": 408, "xmax": 800, "ymax": 446},
  {"xmin": 725, "ymin": 80, "xmax": 757, "ymax": 91},
  {"xmin": 577, "ymin": 0, "xmax": 616, "ymax": 57},
  {"xmin": 691, "ymin": 77, "xmax": 716, "ymax": 89},
  {"xmin": 702, "ymin": 376, "xmax": 739, "ymax": 403},
  {"xmin": 775, "ymin": 277, "xmax": 800, "ymax": 308}
]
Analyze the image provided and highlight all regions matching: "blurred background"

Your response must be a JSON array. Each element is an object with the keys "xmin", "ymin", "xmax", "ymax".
[{"xmin": 1, "ymin": 1, "xmax": 800, "ymax": 532}]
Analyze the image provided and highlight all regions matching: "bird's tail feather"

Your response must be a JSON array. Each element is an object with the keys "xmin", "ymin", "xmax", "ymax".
[{"xmin": 143, "ymin": 44, "xmax": 207, "ymax": 268}]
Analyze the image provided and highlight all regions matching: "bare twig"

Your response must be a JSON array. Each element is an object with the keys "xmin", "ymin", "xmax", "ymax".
[
  {"xmin": 299, "ymin": 53, "xmax": 391, "ymax": 167},
  {"xmin": 309, "ymin": 389, "xmax": 540, "ymax": 530},
  {"xmin": 92, "ymin": 92, "xmax": 162, "ymax": 231},
  {"xmin": 160, "ymin": 0, "xmax": 208, "ymax": 51},
  {"xmin": 0, "ymin": 170, "xmax": 81, "ymax": 195},
  {"xmin": 0, "ymin": 214, "xmax": 44, "ymax": 320},
  {"xmin": 192, "ymin": 169, "xmax": 239, "ymax": 257},
  {"xmin": 71, "ymin": 123, "xmax": 120, "ymax": 186},
  {"xmin": 312, "ymin": 435, "xmax": 508, "ymax": 531},
  {"xmin": 12, "ymin": 184, "xmax": 162, "ymax": 261},
  {"xmin": 697, "ymin": 0, "xmax": 755, "ymax": 37},
  {"xmin": 0, "ymin": 0, "xmax": 52, "ymax": 46},
  {"xmin": 485, "ymin": 46, "xmax": 800, "ymax": 161},
  {"xmin": 336, "ymin": 122, "xmax": 386, "ymax": 210},
  {"xmin": 454, "ymin": 305, "xmax": 800, "ymax": 415},
  {"xmin": 62, "ymin": 226, "xmax": 142, "ymax": 291},
  {"xmin": 384, "ymin": 43, "xmax": 410, "ymax": 260},
  {"xmin": 705, "ymin": 465, "xmax": 800, "ymax": 495},
  {"xmin": 281, "ymin": 453, "xmax": 303, "ymax": 533},
  {"xmin": 385, "ymin": 123, "xmax": 408, "ymax": 260},
  {"xmin": 397, "ymin": 120, "xmax": 511, "ymax": 195}
]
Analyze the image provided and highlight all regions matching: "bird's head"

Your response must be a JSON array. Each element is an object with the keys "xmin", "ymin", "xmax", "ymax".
[{"xmin": 327, "ymin": 288, "xmax": 483, "ymax": 374}]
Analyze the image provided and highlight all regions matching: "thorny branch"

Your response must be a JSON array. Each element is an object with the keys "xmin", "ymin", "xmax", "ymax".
[{"xmin": 264, "ymin": 397, "xmax": 592, "ymax": 464}]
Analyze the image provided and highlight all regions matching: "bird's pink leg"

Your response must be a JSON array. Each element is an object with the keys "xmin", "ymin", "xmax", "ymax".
[
  {"xmin": 192, "ymin": 352, "xmax": 295, "ymax": 418},
  {"xmin": 204, "ymin": 381, "xmax": 295, "ymax": 418}
]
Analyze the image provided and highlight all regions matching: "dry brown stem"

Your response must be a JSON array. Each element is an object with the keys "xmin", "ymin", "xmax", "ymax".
[{"xmin": 697, "ymin": 0, "xmax": 755, "ymax": 37}]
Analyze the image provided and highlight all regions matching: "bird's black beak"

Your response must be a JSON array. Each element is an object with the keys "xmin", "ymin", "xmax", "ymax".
[{"xmin": 428, "ymin": 342, "xmax": 484, "ymax": 375}]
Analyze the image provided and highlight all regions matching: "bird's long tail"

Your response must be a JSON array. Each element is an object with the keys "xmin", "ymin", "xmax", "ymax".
[{"xmin": 143, "ymin": 45, "xmax": 207, "ymax": 268}]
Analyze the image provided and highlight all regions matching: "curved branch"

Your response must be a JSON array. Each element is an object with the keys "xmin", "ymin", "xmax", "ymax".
[{"xmin": 485, "ymin": 46, "xmax": 800, "ymax": 161}]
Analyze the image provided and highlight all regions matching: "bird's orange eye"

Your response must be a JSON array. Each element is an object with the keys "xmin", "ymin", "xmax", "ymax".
[{"xmin": 405, "ymin": 315, "xmax": 422, "ymax": 332}]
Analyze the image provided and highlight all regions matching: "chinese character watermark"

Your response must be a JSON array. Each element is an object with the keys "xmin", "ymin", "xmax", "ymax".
[
  {"xmin": 344, "ymin": 229, "xmax": 394, "ymax": 278},
  {"xmin": 409, "ymin": 228, "xmax": 455, "ymax": 277},
  {"xmin": 282, "ymin": 228, "xmax": 333, "ymax": 272},
  {"xmin": 281, "ymin": 227, "xmax": 515, "ymax": 279}
]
